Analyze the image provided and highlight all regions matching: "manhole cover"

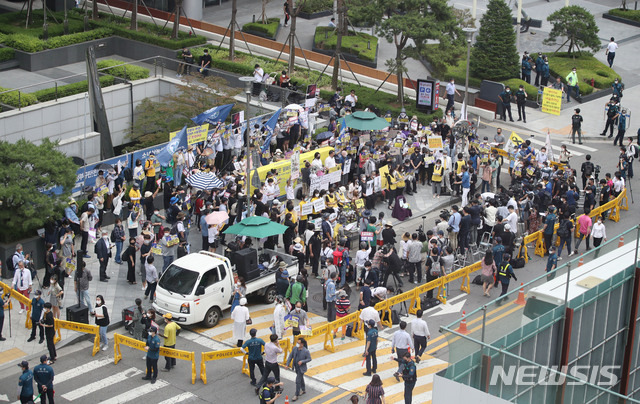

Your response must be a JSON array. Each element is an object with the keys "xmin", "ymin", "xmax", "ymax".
[{"xmin": 312, "ymin": 293, "xmax": 324, "ymax": 303}]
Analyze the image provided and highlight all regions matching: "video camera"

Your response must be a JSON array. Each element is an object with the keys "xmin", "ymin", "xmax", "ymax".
[{"xmin": 273, "ymin": 385, "xmax": 284, "ymax": 394}]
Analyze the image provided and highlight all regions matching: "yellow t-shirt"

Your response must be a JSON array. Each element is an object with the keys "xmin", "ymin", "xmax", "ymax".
[
  {"xmin": 145, "ymin": 159, "xmax": 156, "ymax": 177},
  {"xmin": 299, "ymin": 201, "xmax": 308, "ymax": 220},
  {"xmin": 163, "ymin": 321, "xmax": 181, "ymax": 346},
  {"xmin": 129, "ymin": 188, "xmax": 141, "ymax": 202},
  {"xmin": 325, "ymin": 194, "xmax": 337, "ymax": 208}
]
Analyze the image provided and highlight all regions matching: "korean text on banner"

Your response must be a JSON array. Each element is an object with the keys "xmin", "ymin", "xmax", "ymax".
[
  {"xmin": 170, "ymin": 124, "xmax": 210, "ymax": 145},
  {"xmin": 541, "ymin": 87, "xmax": 562, "ymax": 116},
  {"xmin": 427, "ymin": 136, "xmax": 443, "ymax": 150}
]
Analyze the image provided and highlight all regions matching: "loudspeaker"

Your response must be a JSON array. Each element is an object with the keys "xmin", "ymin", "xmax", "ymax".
[
  {"xmin": 231, "ymin": 248, "xmax": 258, "ymax": 281},
  {"xmin": 66, "ymin": 304, "xmax": 89, "ymax": 324}
]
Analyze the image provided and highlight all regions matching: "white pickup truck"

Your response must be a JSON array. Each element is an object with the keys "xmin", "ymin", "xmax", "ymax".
[{"xmin": 152, "ymin": 249, "xmax": 299, "ymax": 327}]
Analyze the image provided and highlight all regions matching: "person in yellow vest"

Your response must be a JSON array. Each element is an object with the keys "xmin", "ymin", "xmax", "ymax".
[
  {"xmin": 432, "ymin": 159, "xmax": 444, "ymax": 198},
  {"xmin": 386, "ymin": 167, "xmax": 398, "ymax": 210},
  {"xmin": 286, "ymin": 201, "xmax": 298, "ymax": 224},
  {"xmin": 454, "ymin": 153, "xmax": 467, "ymax": 196},
  {"xmin": 325, "ymin": 187, "xmax": 338, "ymax": 211},
  {"xmin": 144, "ymin": 153, "xmax": 157, "ymax": 193},
  {"xmin": 395, "ymin": 168, "xmax": 406, "ymax": 194}
]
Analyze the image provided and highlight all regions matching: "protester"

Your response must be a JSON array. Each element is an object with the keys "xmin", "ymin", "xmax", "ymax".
[
  {"xmin": 161, "ymin": 313, "xmax": 181, "ymax": 372},
  {"xmin": 286, "ymin": 337, "xmax": 311, "ymax": 401},
  {"xmin": 94, "ymin": 294, "xmax": 110, "ymax": 351}
]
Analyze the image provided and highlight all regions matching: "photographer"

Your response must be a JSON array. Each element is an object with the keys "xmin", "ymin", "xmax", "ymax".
[
  {"xmin": 381, "ymin": 245, "xmax": 403, "ymax": 289},
  {"xmin": 0, "ymin": 291, "xmax": 8, "ymax": 341},
  {"xmin": 259, "ymin": 376, "xmax": 284, "ymax": 404}
]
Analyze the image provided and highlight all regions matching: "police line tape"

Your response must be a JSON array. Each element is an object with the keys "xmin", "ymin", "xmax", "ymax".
[
  {"xmin": 113, "ymin": 333, "xmax": 196, "ymax": 384},
  {"xmin": 0, "ymin": 281, "xmax": 32, "ymax": 329}
]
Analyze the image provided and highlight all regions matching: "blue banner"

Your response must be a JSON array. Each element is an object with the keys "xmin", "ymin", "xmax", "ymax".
[
  {"xmin": 261, "ymin": 109, "xmax": 282, "ymax": 154},
  {"xmin": 191, "ymin": 103, "xmax": 234, "ymax": 126},
  {"xmin": 130, "ymin": 142, "xmax": 168, "ymax": 175},
  {"xmin": 156, "ymin": 126, "xmax": 187, "ymax": 166}
]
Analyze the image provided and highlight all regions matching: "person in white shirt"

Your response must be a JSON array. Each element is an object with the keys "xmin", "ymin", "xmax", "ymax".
[
  {"xmin": 536, "ymin": 147, "xmax": 548, "ymax": 166},
  {"xmin": 285, "ymin": 179, "xmax": 295, "ymax": 201},
  {"xmin": 311, "ymin": 152, "xmax": 324, "ymax": 172},
  {"xmin": 590, "ymin": 216, "xmax": 607, "ymax": 248},
  {"xmin": 265, "ymin": 178, "xmax": 280, "ymax": 203},
  {"xmin": 391, "ymin": 321, "xmax": 414, "ymax": 379},
  {"xmin": 324, "ymin": 150, "xmax": 336, "ymax": 169},
  {"xmin": 344, "ymin": 90, "xmax": 358, "ymax": 109},
  {"xmin": 606, "ymin": 37, "xmax": 618, "ymax": 68},
  {"xmin": 12, "ymin": 260, "xmax": 33, "ymax": 313},
  {"xmin": 253, "ymin": 64, "xmax": 264, "ymax": 83},
  {"xmin": 359, "ymin": 306, "xmax": 382, "ymax": 331},
  {"xmin": 411, "ymin": 309, "xmax": 431, "ymax": 363},
  {"xmin": 371, "ymin": 287, "xmax": 387, "ymax": 302},
  {"xmin": 506, "ymin": 205, "xmax": 518, "ymax": 234}
]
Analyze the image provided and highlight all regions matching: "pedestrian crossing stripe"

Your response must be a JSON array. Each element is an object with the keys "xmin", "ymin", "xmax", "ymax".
[
  {"xmin": 61, "ymin": 368, "xmax": 144, "ymax": 401},
  {"xmin": 157, "ymin": 392, "xmax": 197, "ymax": 404},
  {"xmin": 100, "ymin": 380, "xmax": 169, "ymax": 404}
]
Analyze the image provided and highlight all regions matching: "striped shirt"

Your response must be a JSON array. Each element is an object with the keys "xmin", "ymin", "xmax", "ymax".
[
  {"xmin": 365, "ymin": 384, "xmax": 385, "ymax": 404},
  {"xmin": 336, "ymin": 298, "xmax": 350, "ymax": 317}
]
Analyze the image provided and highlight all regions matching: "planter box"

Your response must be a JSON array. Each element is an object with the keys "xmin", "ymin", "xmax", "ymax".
[
  {"xmin": 311, "ymin": 43, "xmax": 378, "ymax": 69},
  {"xmin": 0, "ymin": 236, "xmax": 46, "ymax": 280},
  {"xmin": 603, "ymin": 13, "xmax": 640, "ymax": 28},
  {"xmin": 298, "ymin": 10, "xmax": 332, "ymax": 20},
  {"xmin": 242, "ymin": 24, "xmax": 281, "ymax": 41},
  {"xmin": 14, "ymin": 36, "xmax": 178, "ymax": 72}
]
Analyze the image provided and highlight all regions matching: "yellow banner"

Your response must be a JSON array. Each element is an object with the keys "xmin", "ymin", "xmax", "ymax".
[
  {"xmin": 541, "ymin": 87, "xmax": 562, "ymax": 116},
  {"xmin": 508, "ymin": 132, "xmax": 524, "ymax": 148},
  {"xmin": 170, "ymin": 124, "xmax": 210, "ymax": 145}
]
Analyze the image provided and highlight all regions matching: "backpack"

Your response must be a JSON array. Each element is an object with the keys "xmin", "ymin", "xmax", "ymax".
[
  {"xmin": 110, "ymin": 228, "xmax": 117, "ymax": 243},
  {"xmin": 5, "ymin": 252, "xmax": 18, "ymax": 273},
  {"xmin": 583, "ymin": 162, "xmax": 594, "ymax": 177},
  {"xmin": 333, "ymin": 248, "xmax": 346, "ymax": 266},
  {"xmin": 80, "ymin": 201, "xmax": 90, "ymax": 214},
  {"xmin": 123, "ymin": 167, "xmax": 133, "ymax": 182},
  {"xmin": 557, "ymin": 220, "xmax": 571, "ymax": 238},
  {"xmin": 633, "ymin": 145, "xmax": 639, "ymax": 159}
]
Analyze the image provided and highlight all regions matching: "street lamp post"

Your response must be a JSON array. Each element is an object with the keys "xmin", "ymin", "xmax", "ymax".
[
  {"xmin": 462, "ymin": 27, "xmax": 477, "ymax": 121},
  {"xmin": 239, "ymin": 76, "xmax": 254, "ymax": 209}
]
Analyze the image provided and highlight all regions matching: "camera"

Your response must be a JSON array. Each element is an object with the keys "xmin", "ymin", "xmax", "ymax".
[{"xmin": 273, "ymin": 385, "xmax": 283, "ymax": 393}]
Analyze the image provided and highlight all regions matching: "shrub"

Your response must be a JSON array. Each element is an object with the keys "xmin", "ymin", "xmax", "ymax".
[
  {"xmin": 608, "ymin": 8, "xmax": 640, "ymax": 22},
  {"xmin": 97, "ymin": 59, "xmax": 150, "ymax": 80},
  {"xmin": 314, "ymin": 27, "xmax": 377, "ymax": 62},
  {"xmin": 502, "ymin": 79, "xmax": 538, "ymax": 100},
  {"xmin": 0, "ymin": 47, "xmax": 15, "ymax": 62},
  {"xmin": 0, "ymin": 10, "xmax": 85, "ymax": 38},
  {"xmin": 32, "ymin": 75, "xmax": 116, "ymax": 102},
  {"xmin": 45, "ymin": 28, "xmax": 114, "ymax": 49},
  {"xmin": 547, "ymin": 52, "xmax": 617, "ymax": 90},
  {"xmin": 242, "ymin": 18, "xmax": 280, "ymax": 39},
  {"xmin": 0, "ymin": 87, "xmax": 38, "ymax": 108},
  {"xmin": 298, "ymin": 0, "xmax": 332, "ymax": 14},
  {"xmin": 3, "ymin": 33, "xmax": 44, "ymax": 52}
]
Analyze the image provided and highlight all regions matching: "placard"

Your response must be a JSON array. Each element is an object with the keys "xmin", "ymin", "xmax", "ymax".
[
  {"xmin": 360, "ymin": 231, "xmax": 374, "ymax": 241},
  {"xmin": 284, "ymin": 315, "xmax": 299, "ymax": 328},
  {"xmin": 166, "ymin": 235, "xmax": 180, "ymax": 247},
  {"xmin": 300, "ymin": 202, "xmax": 314, "ymax": 216},
  {"xmin": 365, "ymin": 180, "xmax": 374, "ymax": 196},
  {"xmin": 64, "ymin": 257, "xmax": 76, "ymax": 272},
  {"xmin": 313, "ymin": 198, "xmax": 326, "ymax": 211},
  {"xmin": 96, "ymin": 184, "xmax": 108, "ymax": 196},
  {"xmin": 541, "ymin": 87, "xmax": 562, "ymax": 116},
  {"xmin": 416, "ymin": 79, "xmax": 434, "ymax": 111},
  {"xmin": 354, "ymin": 198, "xmax": 364, "ymax": 209},
  {"xmin": 343, "ymin": 158, "xmax": 351, "ymax": 174},
  {"xmin": 170, "ymin": 123, "xmax": 210, "ymax": 145},
  {"xmin": 373, "ymin": 177, "xmax": 382, "ymax": 193},
  {"xmin": 291, "ymin": 149, "xmax": 301, "ymax": 181},
  {"xmin": 151, "ymin": 244, "xmax": 162, "ymax": 255},
  {"xmin": 299, "ymin": 326, "xmax": 312, "ymax": 336},
  {"xmin": 428, "ymin": 136, "xmax": 443, "ymax": 150}
]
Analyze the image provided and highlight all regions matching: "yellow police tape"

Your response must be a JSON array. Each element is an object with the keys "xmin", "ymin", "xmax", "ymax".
[
  {"xmin": 113, "ymin": 333, "xmax": 196, "ymax": 384},
  {"xmin": 200, "ymin": 339, "xmax": 290, "ymax": 384},
  {"xmin": 53, "ymin": 319, "xmax": 101, "ymax": 356},
  {"xmin": 0, "ymin": 281, "xmax": 32, "ymax": 329}
]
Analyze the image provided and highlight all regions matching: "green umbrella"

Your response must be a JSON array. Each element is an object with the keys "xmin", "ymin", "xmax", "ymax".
[
  {"xmin": 223, "ymin": 216, "xmax": 288, "ymax": 238},
  {"xmin": 344, "ymin": 111, "xmax": 390, "ymax": 131}
]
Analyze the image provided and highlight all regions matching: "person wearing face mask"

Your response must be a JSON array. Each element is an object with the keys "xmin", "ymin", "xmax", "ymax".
[
  {"xmin": 286, "ymin": 337, "xmax": 312, "ymax": 401},
  {"xmin": 590, "ymin": 216, "xmax": 607, "ymax": 249},
  {"xmin": 142, "ymin": 326, "xmax": 161, "ymax": 384},
  {"xmin": 140, "ymin": 234, "xmax": 153, "ymax": 292},
  {"xmin": 546, "ymin": 246, "xmax": 558, "ymax": 281},
  {"xmin": 95, "ymin": 230, "xmax": 112, "ymax": 282},
  {"xmin": 231, "ymin": 297, "xmax": 251, "ymax": 347},
  {"xmin": 94, "ymin": 295, "xmax": 110, "ymax": 351},
  {"xmin": 230, "ymin": 277, "xmax": 247, "ymax": 313},
  {"xmin": 144, "ymin": 256, "xmax": 158, "ymax": 301},
  {"xmin": 445, "ymin": 78, "xmax": 460, "ymax": 112},
  {"xmin": 159, "ymin": 228, "xmax": 177, "ymax": 274},
  {"xmin": 498, "ymin": 86, "xmax": 514, "ymax": 122},
  {"xmin": 40, "ymin": 303, "xmax": 56, "ymax": 362},
  {"xmin": 49, "ymin": 276, "xmax": 63, "ymax": 319},
  {"xmin": 289, "ymin": 301, "xmax": 310, "ymax": 337},
  {"xmin": 123, "ymin": 238, "xmax": 137, "ymax": 285}
]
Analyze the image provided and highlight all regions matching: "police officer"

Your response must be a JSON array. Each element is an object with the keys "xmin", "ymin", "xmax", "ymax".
[
  {"xmin": 33, "ymin": 355, "xmax": 55, "ymax": 404},
  {"xmin": 534, "ymin": 52, "xmax": 544, "ymax": 86},
  {"xmin": 515, "ymin": 85, "xmax": 527, "ymax": 123},
  {"xmin": 601, "ymin": 97, "xmax": 620, "ymax": 139},
  {"xmin": 259, "ymin": 376, "xmax": 284, "ymax": 404},
  {"xmin": 540, "ymin": 56, "xmax": 550, "ymax": 87},
  {"xmin": 571, "ymin": 108, "xmax": 584, "ymax": 145},
  {"xmin": 398, "ymin": 351, "xmax": 417, "ymax": 404},
  {"xmin": 142, "ymin": 326, "xmax": 161, "ymax": 384},
  {"xmin": 614, "ymin": 109, "xmax": 628, "ymax": 147},
  {"xmin": 521, "ymin": 53, "xmax": 532, "ymax": 84},
  {"xmin": 612, "ymin": 78, "xmax": 624, "ymax": 99},
  {"xmin": 499, "ymin": 87, "xmax": 514, "ymax": 122},
  {"xmin": 17, "ymin": 360, "xmax": 33, "ymax": 404},
  {"xmin": 496, "ymin": 254, "xmax": 518, "ymax": 305}
]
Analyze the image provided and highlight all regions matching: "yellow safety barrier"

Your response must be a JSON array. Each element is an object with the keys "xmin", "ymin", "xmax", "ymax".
[
  {"xmin": 0, "ymin": 281, "xmax": 32, "ymax": 329},
  {"xmin": 53, "ymin": 319, "xmax": 100, "ymax": 355},
  {"xmin": 113, "ymin": 333, "xmax": 196, "ymax": 384},
  {"xmin": 322, "ymin": 311, "xmax": 362, "ymax": 353},
  {"xmin": 201, "ymin": 339, "xmax": 290, "ymax": 384}
]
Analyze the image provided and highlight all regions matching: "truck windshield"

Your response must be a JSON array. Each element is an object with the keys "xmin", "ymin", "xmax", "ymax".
[{"xmin": 159, "ymin": 264, "xmax": 199, "ymax": 295}]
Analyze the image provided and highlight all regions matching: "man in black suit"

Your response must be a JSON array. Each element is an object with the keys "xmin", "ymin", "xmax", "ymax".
[{"xmin": 95, "ymin": 230, "xmax": 112, "ymax": 282}]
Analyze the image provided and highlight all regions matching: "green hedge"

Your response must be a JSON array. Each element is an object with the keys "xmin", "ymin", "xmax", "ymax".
[
  {"xmin": 2, "ymin": 28, "xmax": 114, "ymax": 52},
  {"xmin": 0, "ymin": 87, "xmax": 38, "ymax": 108},
  {"xmin": 3, "ymin": 33, "xmax": 45, "ymax": 52},
  {"xmin": 0, "ymin": 47, "xmax": 15, "ymax": 62},
  {"xmin": 242, "ymin": 18, "xmax": 280, "ymax": 39},
  {"xmin": 298, "ymin": 0, "xmax": 332, "ymax": 14},
  {"xmin": 97, "ymin": 59, "xmax": 150, "ymax": 80},
  {"xmin": 502, "ymin": 79, "xmax": 538, "ymax": 100},
  {"xmin": 547, "ymin": 52, "xmax": 616, "ymax": 92},
  {"xmin": 314, "ymin": 27, "xmax": 377, "ymax": 62},
  {"xmin": 32, "ymin": 75, "xmax": 116, "ymax": 102},
  {"xmin": 608, "ymin": 8, "xmax": 640, "ymax": 22},
  {"xmin": 0, "ymin": 10, "xmax": 85, "ymax": 38}
]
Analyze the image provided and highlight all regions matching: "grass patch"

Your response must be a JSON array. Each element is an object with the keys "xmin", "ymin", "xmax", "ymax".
[
  {"xmin": 0, "ymin": 87, "xmax": 38, "ymax": 108},
  {"xmin": 608, "ymin": 8, "xmax": 640, "ymax": 22},
  {"xmin": 314, "ymin": 27, "xmax": 377, "ymax": 62},
  {"xmin": 96, "ymin": 59, "xmax": 150, "ymax": 80},
  {"xmin": 0, "ymin": 47, "xmax": 15, "ymax": 62},
  {"xmin": 242, "ymin": 18, "xmax": 280, "ymax": 39},
  {"xmin": 0, "ymin": 10, "xmax": 85, "ymax": 38},
  {"xmin": 32, "ymin": 75, "xmax": 116, "ymax": 102},
  {"xmin": 547, "ymin": 52, "xmax": 618, "ymax": 92},
  {"xmin": 298, "ymin": 0, "xmax": 332, "ymax": 14}
]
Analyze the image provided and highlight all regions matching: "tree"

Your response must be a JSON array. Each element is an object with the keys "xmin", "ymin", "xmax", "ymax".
[
  {"xmin": 229, "ymin": 0, "xmax": 238, "ymax": 59},
  {"xmin": 171, "ymin": 0, "xmax": 184, "ymax": 39},
  {"xmin": 260, "ymin": 0, "xmax": 270, "ymax": 24},
  {"xmin": 543, "ymin": 6, "xmax": 600, "ymax": 55},
  {"xmin": 0, "ymin": 139, "xmax": 76, "ymax": 243},
  {"xmin": 470, "ymin": 0, "xmax": 518, "ymax": 81},
  {"xmin": 377, "ymin": 0, "xmax": 463, "ymax": 104},
  {"xmin": 130, "ymin": 0, "xmax": 138, "ymax": 30},
  {"xmin": 129, "ymin": 76, "xmax": 240, "ymax": 147}
]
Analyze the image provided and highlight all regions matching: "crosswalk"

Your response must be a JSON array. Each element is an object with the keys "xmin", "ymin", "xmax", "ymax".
[
  {"xmin": 526, "ymin": 136, "xmax": 598, "ymax": 160},
  {"xmin": 189, "ymin": 302, "xmax": 448, "ymax": 404},
  {"xmin": 11, "ymin": 357, "xmax": 198, "ymax": 404}
]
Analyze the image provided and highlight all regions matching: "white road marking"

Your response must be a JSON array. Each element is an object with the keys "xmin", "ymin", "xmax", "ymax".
[
  {"xmin": 100, "ymin": 379, "xmax": 169, "ymax": 404},
  {"xmin": 61, "ymin": 368, "xmax": 144, "ymax": 401}
]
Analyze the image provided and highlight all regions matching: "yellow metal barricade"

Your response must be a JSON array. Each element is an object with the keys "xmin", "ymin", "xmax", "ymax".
[
  {"xmin": 114, "ymin": 333, "xmax": 196, "ymax": 384},
  {"xmin": 53, "ymin": 319, "xmax": 101, "ymax": 356},
  {"xmin": 0, "ymin": 281, "xmax": 31, "ymax": 328}
]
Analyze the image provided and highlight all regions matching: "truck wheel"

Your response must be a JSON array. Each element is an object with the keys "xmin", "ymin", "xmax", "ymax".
[
  {"xmin": 202, "ymin": 307, "xmax": 222, "ymax": 328},
  {"xmin": 264, "ymin": 286, "xmax": 278, "ymax": 304}
]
